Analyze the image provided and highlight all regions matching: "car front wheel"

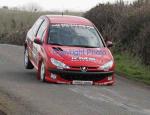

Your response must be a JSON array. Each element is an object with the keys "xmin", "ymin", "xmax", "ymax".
[{"xmin": 40, "ymin": 62, "xmax": 46, "ymax": 82}]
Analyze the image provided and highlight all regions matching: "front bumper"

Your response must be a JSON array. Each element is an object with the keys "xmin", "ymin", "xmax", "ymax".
[{"xmin": 49, "ymin": 69, "xmax": 114, "ymax": 81}]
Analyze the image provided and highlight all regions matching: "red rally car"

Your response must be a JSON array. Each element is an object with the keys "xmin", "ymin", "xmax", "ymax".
[{"xmin": 24, "ymin": 15, "xmax": 115, "ymax": 85}]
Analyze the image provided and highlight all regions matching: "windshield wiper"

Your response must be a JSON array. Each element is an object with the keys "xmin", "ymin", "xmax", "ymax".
[
  {"xmin": 49, "ymin": 43, "xmax": 64, "ymax": 46},
  {"xmin": 69, "ymin": 45, "xmax": 99, "ymax": 48}
]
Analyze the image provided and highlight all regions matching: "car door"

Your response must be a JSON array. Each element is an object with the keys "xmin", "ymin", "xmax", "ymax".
[
  {"xmin": 28, "ymin": 18, "xmax": 44, "ymax": 64},
  {"xmin": 33, "ymin": 19, "xmax": 48, "ymax": 66}
]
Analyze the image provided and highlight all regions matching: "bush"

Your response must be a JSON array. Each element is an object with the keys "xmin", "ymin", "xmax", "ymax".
[
  {"xmin": 0, "ymin": 9, "xmax": 83, "ymax": 45},
  {"xmin": 84, "ymin": 0, "xmax": 150, "ymax": 65},
  {"xmin": 0, "ymin": 9, "xmax": 42, "ymax": 45}
]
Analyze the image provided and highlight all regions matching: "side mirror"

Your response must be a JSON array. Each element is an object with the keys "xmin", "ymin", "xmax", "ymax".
[
  {"xmin": 106, "ymin": 41, "xmax": 113, "ymax": 48},
  {"xmin": 34, "ymin": 39, "xmax": 42, "ymax": 45}
]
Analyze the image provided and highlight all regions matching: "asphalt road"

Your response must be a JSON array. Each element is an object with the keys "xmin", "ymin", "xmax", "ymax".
[{"xmin": 0, "ymin": 44, "xmax": 150, "ymax": 115}]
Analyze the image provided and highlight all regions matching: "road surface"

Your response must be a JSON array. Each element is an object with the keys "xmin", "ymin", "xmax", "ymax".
[{"xmin": 0, "ymin": 44, "xmax": 150, "ymax": 115}]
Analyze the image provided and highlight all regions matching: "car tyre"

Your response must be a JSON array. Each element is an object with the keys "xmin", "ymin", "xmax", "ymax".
[
  {"xmin": 40, "ymin": 62, "xmax": 46, "ymax": 82},
  {"xmin": 24, "ymin": 48, "xmax": 34, "ymax": 69}
]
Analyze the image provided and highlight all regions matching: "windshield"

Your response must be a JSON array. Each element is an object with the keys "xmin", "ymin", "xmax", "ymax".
[{"xmin": 48, "ymin": 24, "xmax": 104, "ymax": 48}]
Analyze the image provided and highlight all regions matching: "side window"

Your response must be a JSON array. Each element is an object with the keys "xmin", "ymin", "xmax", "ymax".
[
  {"xmin": 36, "ymin": 20, "xmax": 47, "ymax": 41},
  {"xmin": 32, "ymin": 18, "xmax": 44, "ymax": 36},
  {"xmin": 41, "ymin": 29, "xmax": 47, "ymax": 42}
]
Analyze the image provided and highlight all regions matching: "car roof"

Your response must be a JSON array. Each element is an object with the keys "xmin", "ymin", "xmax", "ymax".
[{"xmin": 45, "ymin": 15, "xmax": 93, "ymax": 26}]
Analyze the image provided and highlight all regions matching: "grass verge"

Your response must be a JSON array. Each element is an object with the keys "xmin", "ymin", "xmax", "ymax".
[{"xmin": 114, "ymin": 53, "xmax": 150, "ymax": 85}]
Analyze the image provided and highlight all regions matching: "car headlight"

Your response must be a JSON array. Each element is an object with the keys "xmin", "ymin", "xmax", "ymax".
[
  {"xmin": 51, "ymin": 58, "xmax": 70, "ymax": 69},
  {"xmin": 100, "ymin": 60, "xmax": 113, "ymax": 71}
]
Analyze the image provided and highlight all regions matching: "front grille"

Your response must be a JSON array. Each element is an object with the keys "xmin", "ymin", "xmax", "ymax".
[
  {"xmin": 61, "ymin": 74, "xmax": 106, "ymax": 81},
  {"xmin": 71, "ymin": 66, "xmax": 98, "ymax": 69},
  {"xmin": 70, "ymin": 66, "xmax": 98, "ymax": 71}
]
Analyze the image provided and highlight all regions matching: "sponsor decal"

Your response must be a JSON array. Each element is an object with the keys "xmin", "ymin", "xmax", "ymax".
[
  {"xmin": 52, "ymin": 24, "xmax": 94, "ymax": 29},
  {"xmin": 72, "ymin": 57, "xmax": 96, "ymax": 61}
]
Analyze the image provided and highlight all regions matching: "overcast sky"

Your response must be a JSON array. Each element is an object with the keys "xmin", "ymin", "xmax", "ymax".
[{"xmin": 0, "ymin": 0, "xmax": 136, "ymax": 11}]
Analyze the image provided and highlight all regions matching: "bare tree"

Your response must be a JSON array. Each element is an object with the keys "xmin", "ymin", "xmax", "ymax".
[
  {"xmin": 2, "ymin": 6, "xmax": 9, "ymax": 9},
  {"xmin": 21, "ymin": 3, "xmax": 42, "ymax": 12}
]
